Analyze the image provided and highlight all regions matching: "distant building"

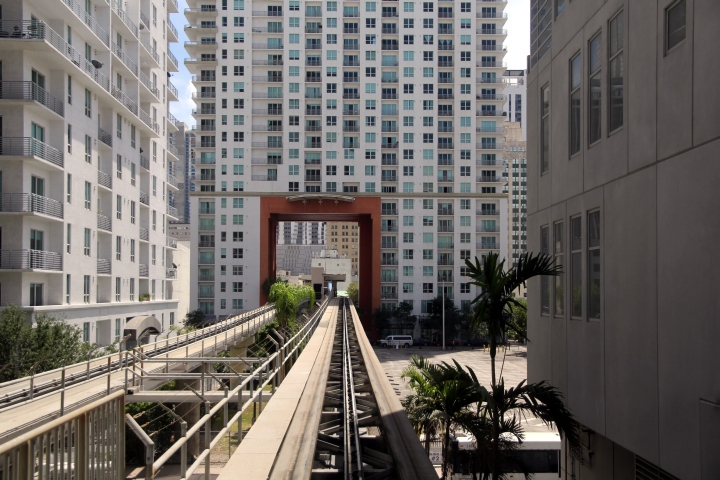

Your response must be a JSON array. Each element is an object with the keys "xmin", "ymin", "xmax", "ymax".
[
  {"xmin": 326, "ymin": 222, "xmax": 359, "ymax": 277},
  {"xmin": 503, "ymin": 70, "xmax": 526, "ymax": 140},
  {"xmin": 170, "ymin": 123, "xmax": 195, "ymax": 224}
]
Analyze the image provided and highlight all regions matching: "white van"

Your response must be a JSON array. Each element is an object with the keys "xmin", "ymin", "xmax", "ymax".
[{"xmin": 378, "ymin": 335, "xmax": 413, "ymax": 347}]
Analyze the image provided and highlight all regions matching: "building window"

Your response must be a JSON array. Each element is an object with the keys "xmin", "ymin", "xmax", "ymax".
[
  {"xmin": 665, "ymin": 0, "xmax": 685, "ymax": 53},
  {"xmin": 82, "ymin": 322, "xmax": 90, "ymax": 342},
  {"xmin": 84, "ymin": 89, "xmax": 91, "ymax": 117},
  {"xmin": 130, "ymin": 278, "xmax": 135, "ymax": 301},
  {"xmin": 83, "ymin": 275, "xmax": 90, "ymax": 303},
  {"xmin": 570, "ymin": 216, "xmax": 582, "ymax": 318},
  {"xmin": 569, "ymin": 54, "xmax": 582, "ymax": 156},
  {"xmin": 84, "ymin": 181, "xmax": 91, "ymax": 209},
  {"xmin": 587, "ymin": 210, "xmax": 601, "ymax": 319},
  {"xmin": 588, "ymin": 33, "xmax": 602, "ymax": 145},
  {"xmin": 541, "ymin": 225, "xmax": 551, "ymax": 315},
  {"xmin": 554, "ymin": 222, "xmax": 564, "ymax": 316},
  {"xmin": 84, "ymin": 228, "xmax": 91, "ymax": 256},
  {"xmin": 115, "ymin": 277, "xmax": 121, "ymax": 302},
  {"xmin": 609, "ymin": 10, "xmax": 624, "ymax": 132},
  {"xmin": 66, "ymin": 275, "xmax": 71, "ymax": 304}
]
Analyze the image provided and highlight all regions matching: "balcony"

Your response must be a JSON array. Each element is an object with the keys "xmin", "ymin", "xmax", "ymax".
[
  {"xmin": 251, "ymin": 174, "xmax": 277, "ymax": 181},
  {"xmin": 437, "ymin": 174, "xmax": 454, "ymax": 182},
  {"xmin": 167, "ymin": 236, "xmax": 178, "ymax": 248},
  {"xmin": 0, "ymin": 81, "xmax": 64, "ymax": 117},
  {"xmin": 252, "ymin": 59, "xmax": 284, "ymax": 66},
  {"xmin": 305, "ymin": 142, "xmax": 323, "ymax": 148},
  {"xmin": 437, "ymin": 258, "xmax": 454, "ymax": 266},
  {"xmin": 252, "ymin": 125, "xmax": 283, "ymax": 132},
  {"xmin": 343, "ymin": 92, "xmax": 360, "ymax": 99},
  {"xmin": 477, "ymin": 209, "xmax": 499, "ymax": 216},
  {"xmin": 140, "ymin": 191, "xmax": 149, "ymax": 205},
  {"xmin": 438, "ymin": 93, "xmax": 454, "ymax": 100},
  {"xmin": 381, "ymin": 208, "xmax": 398, "ymax": 216},
  {"xmin": 477, "ymin": 175, "xmax": 507, "ymax": 183},
  {"xmin": 166, "ymin": 268, "xmax": 177, "ymax": 279},
  {"xmin": 140, "ymin": 227, "xmax": 149, "ymax": 241},
  {"xmin": 167, "ymin": 205, "xmax": 179, "ymax": 218},
  {"xmin": 381, "ymin": 175, "xmax": 397, "ymax": 182},
  {"xmin": 305, "ymin": 174, "xmax": 322, "ymax": 182},
  {"xmin": 139, "ymin": 264, "xmax": 149, "ymax": 277},
  {"xmin": 476, "ymin": 126, "xmax": 507, "ymax": 133},
  {"xmin": 252, "ymin": 42, "xmax": 284, "ymax": 50},
  {"xmin": 477, "ymin": 28, "xmax": 508, "ymax": 35},
  {"xmin": 305, "ymin": 59, "xmax": 322, "ymax": 66},
  {"xmin": 438, "ymin": 241, "xmax": 454, "ymax": 249},
  {"xmin": 253, "ymin": 26, "xmax": 284, "ymax": 33},
  {"xmin": 198, "ymin": 241, "xmax": 215, "ymax": 248},
  {"xmin": 305, "ymin": 76, "xmax": 322, "ymax": 83},
  {"xmin": 437, "ymin": 274, "xmax": 454, "ymax": 282},
  {"xmin": 437, "ymin": 225, "xmax": 454, "ymax": 233},
  {"xmin": 476, "ymin": 12, "xmax": 508, "ymax": 19},
  {"xmin": 477, "ymin": 225, "xmax": 501, "ymax": 233},
  {"xmin": 343, "ymin": 125, "xmax": 360, "ymax": 132},
  {"xmin": 343, "ymin": 59, "xmax": 360, "ymax": 66},
  {"xmin": 344, "ymin": 27, "xmax": 360, "ymax": 34},
  {"xmin": 342, "ymin": 109, "xmax": 359, "ymax": 116},
  {"xmin": 478, "ymin": 242, "xmax": 499, "ymax": 250},
  {"xmin": 381, "ymin": 275, "xmax": 397, "ymax": 282},
  {"xmin": 140, "ymin": 155, "xmax": 150, "ymax": 170},
  {"xmin": 111, "ymin": 42, "xmax": 138, "ymax": 77},
  {"xmin": 306, "ymin": 107, "xmax": 322, "ymax": 115},
  {"xmin": 305, "ymin": 26, "xmax": 322, "ymax": 33},
  {"xmin": 97, "ymin": 214, "xmax": 112, "ymax": 231},
  {"xmin": 97, "ymin": 258, "xmax": 111, "ymax": 275},
  {"xmin": 111, "ymin": 0, "xmax": 139, "ymax": 37},
  {"xmin": 381, "ymin": 291, "xmax": 398, "ymax": 299},
  {"xmin": 437, "ymin": 126, "xmax": 454, "ymax": 133},
  {"xmin": 98, "ymin": 170, "xmax": 112, "ymax": 189},
  {"xmin": 0, "ymin": 137, "xmax": 63, "ymax": 168},
  {"xmin": 0, "ymin": 193, "xmax": 63, "ymax": 219},
  {"xmin": 167, "ymin": 174, "xmax": 179, "ymax": 188},
  {"xmin": 477, "ymin": 110, "xmax": 506, "ymax": 118},
  {"xmin": 437, "ymin": 207, "xmax": 454, "ymax": 216},
  {"xmin": 98, "ymin": 127, "xmax": 112, "ymax": 147},
  {"xmin": 62, "ymin": 0, "xmax": 110, "ymax": 46},
  {"xmin": 438, "ymin": 110, "xmax": 454, "ymax": 117},
  {"xmin": 380, "ymin": 242, "xmax": 397, "ymax": 249},
  {"xmin": 192, "ymin": 91, "xmax": 216, "ymax": 99},
  {"xmin": 438, "ymin": 61, "xmax": 454, "ymax": 67},
  {"xmin": 381, "ymin": 142, "xmax": 399, "ymax": 149},
  {"xmin": 252, "ymin": 10, "xmax": 284, "ymax": 16},
  {"xmin": 193, "ymin": 108, "xmax": 216, "ymax": 115},
  {"xmin": 305, "ymin": 93, "xmax": 323, "ymax": 99},
  {"xmin": 252, "ymin": 157, "xmax": 283, "ymax": 165},
  {"xmin": 476, "ymin": 143, "xmax": 505, "ymax": 151},
  {"xmin": 476, "ymin": 45, "xmax": 507, "ymax": 53},
  {"xmin": 198, "ymin": 273, "xmax": 215, "ymax": 281},
  {"xmin": 252, "ymin": 75, "xmax": 283, "ymax": 82},
  {"xmin": 305, "ymin": 125, "xmax": 323, "ymax": 132},
  {"xmin": 253, "ymin": 108, "xmax": 284, "ymax": 115},
  {"xmin": 191, "ymin": 124, "xmax": 216, "ymax": 133},
  {"xmin": 252, "ymin": 141, "xmax": 283, "ymax": 148},
  {"xmin": 0, "ymin": 250, "xmax": 62, "ymax": 271},
  {"xmin": 252, "ymin": 92, "xmax": 283, "ymax": 99},
  {"xmin": 438, "ymin": 27, "xmax": 454, "ymax": 35},
  {"xmin": 381, "ymin": 224, "xmax": 398, "ymax": 232},
  {"xmin": 306, "ymin": 43, "xmax": 323, "ymax": 50},
  {"xmin": 381, "ymin": 93, "xmax": 398, "ymax": 99},
  {"xmin": 477, "ymin": 61, "xmax": 507, "ymax": 68},
  {"xmin": 437, "ymin": 143, "xmax": 454, "ymax": 150},
  {"xmin": 381, "ymin": 11, "xmax": 399, "ymax": 17},
  {"xmin": 477, "ymin": 93, "xmax": 507, "ymax": 101},
  {"xmin": 381, "ymin": 27, "xmax": 398, "ymax": 34}
]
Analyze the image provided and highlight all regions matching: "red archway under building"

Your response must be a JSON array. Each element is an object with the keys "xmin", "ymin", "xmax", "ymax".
[{"xmin": 259, "ymin": 195, "xmax": 382, "ymax": 337}]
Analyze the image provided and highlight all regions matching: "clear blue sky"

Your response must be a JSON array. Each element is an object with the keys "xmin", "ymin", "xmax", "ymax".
[{"xmin": 169, "ymin": 0, "xmax": 530, "ymax": 126}]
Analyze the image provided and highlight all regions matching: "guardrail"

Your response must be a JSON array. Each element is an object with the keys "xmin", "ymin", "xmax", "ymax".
[
  {"xmin": 0, "ymin": 249, "xmax": 62, "ymax": 270},
  {"xmin": 98, "ymin": 170, "xmax": 112, "ymax": 188},
  {"xmin": 166, "ymin": 236, "xmax": 177, "ymax": 248},
  {"xmin": 140, "ymin": 227, "xmax": 149, "ymax": 241},
  {"xmin": 97, "ymin": 258, "xmax": 111, "ymax": 275},
  {"xmin": 0, "ymin": 81, "xmax": 64, "ymax": 116},
  {"xmin": 0, "ymin": 193, "xmax": 63, "ymax": 218},
  {"xmin": 97, "ymin": 214, "xmax": 111, "ymax": 231},
  {"xmin": 61, "ymin": 0, "xmax": 110, "ymax": 46},
  {"xmin": 139, "ymin": 263, "xmax": 148, "ymax": 277},
  {"xmin": 0, "ymin": 137, "xmax": 63, "ymax": 168}
]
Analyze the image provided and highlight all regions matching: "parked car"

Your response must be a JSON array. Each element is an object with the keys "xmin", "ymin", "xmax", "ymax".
[
  {"xmin": 378, "ymin": 335, "xmax": 413, "ymax": 347},
  {"xmin": 413, "ymin": 337, "xmax": 435, "ymax": 347}
]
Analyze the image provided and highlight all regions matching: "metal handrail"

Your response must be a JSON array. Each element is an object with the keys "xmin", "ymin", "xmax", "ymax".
[
  {"xmin": 98, "ymin": 127, "xmax": 112, "ymax": 146},
  {"xmin": 0, "ymin": 137, "xmax": 63, "ymax": 167},
  {"xmin": 0, "ymin": 193, "xmax": 63, "ymax": 218},
  {"xmin": 98, "ymin": 171, "xmax": 112, "ymax": 188},
  {"xmin": 111, "ymin": 0, "xmax": 139, "ymax": 37},
  {"xmin": 140, "ymin": 227, "xmax": 149, "ymax": 241},
  {"xmin": 139, "ymin": 264, "xmax": 149, "ymax": 277},
  {"xmin": 0, "ymin": 249, "xmax": 62, "ymax": 270},
  {"xmin": 97, "ymin": 258, "xmax": 111, "ymax": 275},
  {"xmin": 61, "ymin": 0, "xmax": 110, "ymax": 45},
  {"xmin": 0, "ymin": 81, "xmax": 64, "ymax": 116},
  {"xmin": 97, "ymin": 214, "xmax": 111, "ymax": 231},
  {"xmin": 111, "ymin": 41, "xmax": 138, "ymax": 77}
]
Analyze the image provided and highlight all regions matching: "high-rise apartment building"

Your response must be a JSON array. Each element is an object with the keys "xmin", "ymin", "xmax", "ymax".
[
  {"xmin": 0, "ymin": 0, "xmax": 182, "ymax": 345},
  {"xmin": 186, "ymin": 0, "xmax": 510, "ymax": 318},
  {"xmin": 504, "ymin": 123, "xmax": 526, "ymax": 271},
  {"xmin": 277, "ymin": 221, "xmax": 326, "ymax": 245},
  {"xmin": 170, "ymin": 122, "xmax": 194, "ymax": 224},
  {"xmin": 327, "ymin": 221, "xmax": 359, "ymax": 276},
  {"xmin": 527, "ymin": 1, "xmax": 720, "ymax": 478},
  {"xmin": 502, "ymin": 69, "xmax": 525, "ymax": 140}
]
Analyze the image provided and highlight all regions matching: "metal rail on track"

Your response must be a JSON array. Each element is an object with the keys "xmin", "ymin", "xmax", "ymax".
[{"xmin": 0, "ymin": 304, "xmax": 275, "ymax": 411}]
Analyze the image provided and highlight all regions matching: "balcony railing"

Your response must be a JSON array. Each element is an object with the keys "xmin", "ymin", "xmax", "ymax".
[
  {"xmin": 477, "ymin": 28, "xmax": 508, "ymax": 35},
  {"xmin": 381, "ymin": 208, "xmax": 398, "ymax": 216},
  {"xmin": 98, "ymin": 127, "xmax": 112, "ymax": 147},
  {"xmin": 198, "ymin": 274, "xmax": 215, "ymax": 281},
  {"xmin": 61, "ymin": 0, "xmax": 110, "ymax": 46},
  {"xmin": 0, "ymin": 137, "xmax": 63, "ymax": 168},
  {"xmin": 140, "ymin": 191, "xmax": 149, "ymax": 205},
  {"xmin": 167, "ymin": 174, "xmax": 178, "ymax": 188},
  {"xmin": 252, "ymin": 141, "xmax": 283, "ymax": 148},
  {"xmin": 111, "ymin": 42, "xmax": 138, "ymax": 77},
  {"xmin": 437, "ymin": 274, "xmax": 454, "ymax": 282},
  {"xmin": 477, "ymin": 225, "xmax": 501, "ymax": 232},
  {"xmin": 381, "ymin": 292, "xmax": 398, "ymax": 299},
  {"xmin": 166, "ymin": 268, "xmax": 177, "ymax": 279},
  {"xmin": 251, "ymin": 157, "xmax": 283, "ymax": 165},
  {"xmin": 139, "ymin": 264, "xmax": 149, "ymax": 277},
  {"xmin": 251, "ymin": 174, "xmax": 278, "ymax": 181},
  {"xmin": 476, "ymin": 12, "xmax": 508, "ymax": 19},
  {"xmin": 381, "ymin": 224, "xmax": 398, "ymax": 232},
  {"xmin": 198, "ymin": 241, "xmax": 215, "ymax": 248},
  {"xmin": 381, "ymin": 275, "xmax": 398, "ymax": 282},
  {"xmin": 0, "ymin": 249, "xmax": 62, "ymax": 271},
  {"xmin": 477, "ymin": 209, "xmax": 499, "ymax": 216},
  {"xmin": 139, "ymin": 72, "xmax": 160, "ymax": 98},
  {"xmin": 140, "ymin": 155, "xmax": 150, "ymax": 170},
  {"xmin": 97, "ymin": 214, "xmax": 111, "ymax": 231},
  {"xmin": 477, "ymin": 175, "xmax": 507, "ymax": 183},
  {"xmin": 112, "ymin": 0, "xmax": 139, "ymax": 37},
  {"xmin": 305, "ymin": 174, "xmax": 322, "ymax": 182},
  {"xmin": 168, "ymin": 51, "xmax": 179, "ymax": 70},
  {"xmin": 252, "ymin": 10, "xmax": 283, "ymax": 16},
  {"xmin": 478, "ymin": 242, "xmax": 499, "ymax": 250},
  {"xmin": 253, "ymin": 26, "xmax": 283, "ymax": 33},
  {"xmin": 0, "ymin": 193, "xmax": 63, "ymax": 219},
  {"xmin": 98, "ymin": 170, "xmax": 112, "ymax": 189},
  {"xmin": 97, "ymin": 258, "xmax": 111, "ymax": 275},
  {"xmin": 477, "ymin": 93, "xmax": 507, "ymax": 101},
  {"xmin": 252, "ymin": 108, "xmax": 283, "ymax": 115},
  {"xmin": 140, "ymin": 227, "xmax": 149, "ymax": 241},
  {"xmin": 252, "ymin": 43, "xmax": 284, "ymax": 50},
  {"xmin": 381, "ymin": 257, "xmax": 398, "ymax": 266},
  {"xmin": 252, "ymin": 125, "xmax": 283, "ymax": 132},
  {"xmin": 307, "ymin": 108, "xmax": 323, "ymax": 115},
  {"xmin": 166, "ymin": 236, "xmax": 178, "ymax": 248},
  {"xmin": 437, "ymin": 258, "xmax": 454, "ymax": 266},
  {"xmin": 167, "ymin": 204, "xmax": 179, "ymax": 218},
  {"xmin": 252, "ymin": 75, "xmax": 283, "ymax": 82},
  {"xmin": 0, "ymin": 81, "xmax": 64, "ymax": 117},
  {"xmin": 381, "ymin": 242, "xmax": 397, "ymax": 249}
]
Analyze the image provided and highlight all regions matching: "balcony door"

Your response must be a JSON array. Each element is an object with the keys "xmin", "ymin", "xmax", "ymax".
[
  {"xmin": 30, "ymin": 229, "xmax": 43, "ymax": 251},
  {"xmin": 31, "ymin": 175, "xmax": 44, "ymax": 196}
]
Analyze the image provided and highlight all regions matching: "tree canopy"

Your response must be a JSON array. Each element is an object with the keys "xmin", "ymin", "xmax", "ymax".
[
  {"xmin": 0, "ymin": 305, "xmax": 103, "ymax": 382},
  {"xmin": 268, "ymin": 281, "xmax": 316, "ymax": 328}
]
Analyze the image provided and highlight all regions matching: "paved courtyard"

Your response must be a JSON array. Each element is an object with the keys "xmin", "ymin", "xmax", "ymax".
[{"xmin": 373, "ymin": 344, "xmax": 528, "ymax": 399}]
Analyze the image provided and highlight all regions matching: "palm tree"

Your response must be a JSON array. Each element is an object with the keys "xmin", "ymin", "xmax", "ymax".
[
  {"xmin": 402, "ymin": 356, "xmax": 485, "ymax": 479},
  {"xmin": 463, "ymin": 252, "xmax": 581, "ymax": 479}
]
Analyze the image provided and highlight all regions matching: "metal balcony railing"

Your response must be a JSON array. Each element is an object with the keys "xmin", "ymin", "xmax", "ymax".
[
  {"xmin": 0, "ymin": 193, "xmax": 63, "ymax": 219},
  {"xmin": 168, "ymin": 51, "xmax": 179, "ymax": 70},
  {"xmin": 112, "ymin": 0, "xmax": 138, "ymax": 37},
  {"xmin": 438, "ymin": 111, "xmax": 454, "ymax": 117},
  {"xmin": 251, "ymin": 157, "xmax": 283, "ymax": 165},
  {"xmin": 0, "ymin": 249, "xmax": 62, "ymax": 271},
  {"xmin": 0, "ymin": 81, "xmax": 64, "ymax": 116},
  {"xmin": 252, "ymin": 141, "xmax": 283, "ymax": 148},
  {"xmin": 252, "ymin": 43, "xmax": 284, "ymax": 50},
  {"xmin": 477, "ymin": 225, "xmax": 501, "ymax": 232},
  {"xmin": 380, "ymin": 275, "xmax": 397, "ymax": 282},
  {"xmin": 381, "ymin": 208, "xmax": 398, "ymax": 216},
  {"xmin": 252, "ymin": 10, "xmax": 283, "ymax": 16},
  {"xmin": 253, "ymin": 26, "xmax": 283, "ymax": 33},
  {"xmin": 167, "ymin": 204, "xmax": 179, "ymax": 218},
  {"xmin": 306, "ymin": 108, "xmax": 322, "ymax": 115},
  {"xmin": 381, "ymin": 175, "xmax": 397, "ymax": 182},
  {"xmin": 252, "ymin": 125, "xmax": 283, "ymax": 132},
  {"xmin": 140, "ymin": 191, "xmax": 149, "ymax": 205},
  {"xmin": 381, "ymin": 225, "xmax": 398, "ymax": 232},
  {"xmin": 167, "ymin": 174, "xmax": 178, "ymax": 188},
  {"xmin": 476, "ymin": 12, "xmax": 508, "ymax": 19},
  {"xmin": 198, "ymin": 241, "xmax": 215, "ymax": 248},
  {"xmin": 166, "ymin": 236, "xmax": 177, "ymax": 248},
  {"xmin": 477, "ymin": 175, "xmax": 507, "ymax": 183},
  {"xmin": 140, "ymin": 155, "xmax": 150, "ymax": 170},
  {"xmin": 0, "ymin": 137, "xmax": 63, "ymax": 168},
  {"xmin": 198, "ymin": 274, "xmax": 215, "ymax": 281},
  {"xmin": 437, "ymin": 258, "xmax": 454, "ymax": 266},
  {"xmin": 111, "ymin": 42, "xmax": 138, "ymax": 77},
  {"xmin": 381, "ymin": 292, "xmax": 398, "ymax": 299},
  {"xmin": 252, "ymin": 108, "xmax": 283, "ymax": 115},
  {"xmin": 139, "ymin": 264, "xmax": 149, "ymax": 277},
  {"xmin": 381, "ymin": 257, "xmax": 398, "ymax": 265},
  {"xmin": 437, "ymin": 225, "xmax": 454, "ymax": 232},
  {"xmin": 97, "ymin": 258, "xmax": 111, "ymax": 275},
  {"xmin": 478, "ymin": 242, "xmax": 499, "ymax": 250},
  {"xmin": 61, "ymin": 0, "xmax": 110, "ymax": 46},
  {"xmin": 438, "ymin": 242, "xmax": 454, "ymax": 249},
  {"xmin": 252, "ymin": 75, "xmax": 283, "ymax": 82},
  {"xmin": 166, "ymin": 268, "xmax": 177, "ymax": 279},
  {"xmin": 98, "ymin": 128, "xmax": 112, "ymax": 147},
  {"xmin": 139, "ymin": 71, "xmax": 160, "ymax": 98},
  {"xmin": 98, "ymin": 170, "xmax": 112, "ymax": 189},
  {"xmin": 97, "ymin": 214, "xmax": 111, "ymax": 231},
  {"xmin": 251, "ymin": 174, "xmax": 278, "ymax": 181},
  {"xmin": 477, "ymin": 210, "xmax": 499, "ymax": 216},
  {"xmin": 140, "ymin": 227, "xmax": 149, "ymax": 241},
  {"xmin": 437, "ymin": 274, "xmax": 454, "ymax": 282},
  {"xmin": 168, "ymin": 21, "xmax": 179, "ymax": 40}
]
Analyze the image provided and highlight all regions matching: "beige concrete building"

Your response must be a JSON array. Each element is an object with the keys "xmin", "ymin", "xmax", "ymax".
[
  {"xmin": 327, "ymin": 222, "xmax": 359, "ymax": 277},
  {"xmin": 527, "ymin": 1, "xmax": 720, "ymax": 478}
]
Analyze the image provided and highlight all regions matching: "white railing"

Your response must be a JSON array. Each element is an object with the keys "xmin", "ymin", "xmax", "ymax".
[
  {"xmin": 111, "ymin": 0, "xmax": 139, "ymax": 37},
  {"xmin": 0, "ymin": 81, "xmax": 64, "ymax": 116},
  {"xmin": 0, "ymin": 137, "xmax": 63, "ymax": 167},
  {"xmin": 0, "ymin": 193, "xmax": 63, "ymax": 218},
  {"xmin": 97, "ymin": 214, "xmax": 112, "ymax": 231},
  {"xmin": 0, "ymin": 249, "xmax": 62, "ymax": 270},
  {"xmin": 97, "ymin": 258, "xmax": 111, "ymax": 274},
  {"xmin": 61, "ymin": 0, "xmax": 110, "ymax": 46}
]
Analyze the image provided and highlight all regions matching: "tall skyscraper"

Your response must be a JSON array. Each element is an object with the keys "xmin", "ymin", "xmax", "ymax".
[
  {"xmin": 528, "ymin": 1, "xmax": 720, "ymax": 478},
  {"xmin": 0, "ymin": 0, "xmax": 181, "ymax": 344},
  {"xmin": 277, "ymin": 221, "xmax": 326, "ymax": 245},
  {"xmin": 170, "ymin": 123, "xmax": 195, "ymax": 224},
  {"xmin": 186, "ymin": 0, "xmax": 510, "ymax": 318}
]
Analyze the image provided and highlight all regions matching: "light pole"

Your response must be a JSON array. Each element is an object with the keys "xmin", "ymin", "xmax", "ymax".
[{"xmin": 442, "ymin": 280, "xmax": 445, "ymax": 351}]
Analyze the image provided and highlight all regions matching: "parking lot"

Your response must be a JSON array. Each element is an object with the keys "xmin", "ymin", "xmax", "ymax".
[{"xmin": 373, "ymin": 344, "xmax": 528, "ymax": 399}]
